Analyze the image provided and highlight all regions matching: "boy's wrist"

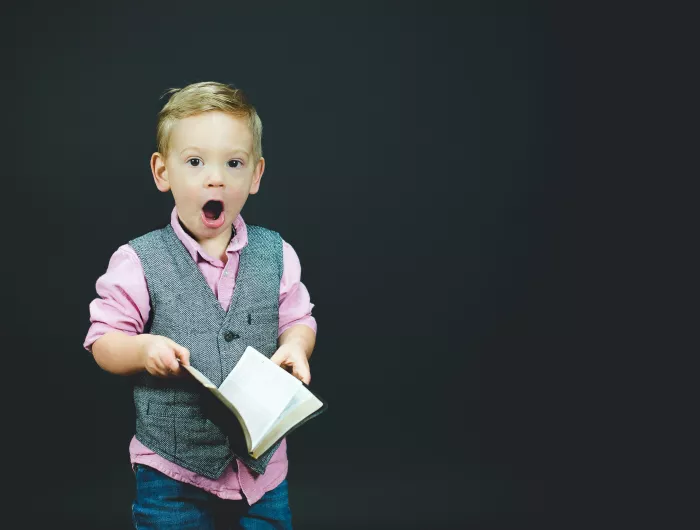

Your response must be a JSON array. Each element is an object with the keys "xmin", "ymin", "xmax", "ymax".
[
  {"xmin": 278, "ymin": 325, "xmax": 316, "ymax": 359},
  {"xmin": 134, "ymin": 334, "xmax": 151, "ymax": 370}
]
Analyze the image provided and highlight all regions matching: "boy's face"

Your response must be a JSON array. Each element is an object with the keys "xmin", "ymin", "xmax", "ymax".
[{"xmin": 151, "ymin": 111, "xmax": 264, "ymax": 243}]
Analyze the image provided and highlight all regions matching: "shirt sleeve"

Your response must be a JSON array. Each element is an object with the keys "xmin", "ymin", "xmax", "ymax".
[
  {"xmin": 83, "ymin": 244, "xmax": 151, "ymax": 351},
  {"xmin": 278, "ymin": 240, "xmax": 317, "ymax": 337}
]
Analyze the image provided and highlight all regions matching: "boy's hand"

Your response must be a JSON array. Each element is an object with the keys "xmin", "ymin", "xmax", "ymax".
[
  {"xmin": 139, "ymin": 334, "xmax": 190, "ymax": 377},
  {"xmin": 270, "ymin": 343, "xmax": 311, "ymax": 385}
]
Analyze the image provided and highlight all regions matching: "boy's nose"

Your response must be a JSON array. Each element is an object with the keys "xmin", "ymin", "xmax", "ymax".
[{"xmin": 206, "ymin": 170, "xmax": 225, "ymax": 187}]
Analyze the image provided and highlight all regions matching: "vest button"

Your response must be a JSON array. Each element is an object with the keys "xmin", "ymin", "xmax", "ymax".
[{"xmin": 224, "ymin": 331, "xmax": 238, "ymax": 342}]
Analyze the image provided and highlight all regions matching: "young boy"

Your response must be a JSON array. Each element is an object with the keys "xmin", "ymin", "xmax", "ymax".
[{"xmin": 84, "ymin": 81, "xmax": 317, "ymax": 529}]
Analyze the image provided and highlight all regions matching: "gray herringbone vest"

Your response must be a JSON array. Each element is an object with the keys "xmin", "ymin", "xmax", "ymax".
[{"xmin": 129, "ymin": 223, "xmax": 283, "ymax": 478}]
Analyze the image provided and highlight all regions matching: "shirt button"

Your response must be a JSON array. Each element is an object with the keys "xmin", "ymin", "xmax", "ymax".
[
  {"xmin": 224, "ymin": 331, "xmax": 240, "ymax": 342},
  {"xmin": 223, "ymin": 270, "xmax": 228, "ymax": 276}
]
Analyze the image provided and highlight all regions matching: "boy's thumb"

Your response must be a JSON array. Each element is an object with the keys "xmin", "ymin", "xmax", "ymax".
[
  {"xmin": 297, "ymin": 365, "xmax": 311, "ymax": 385},
  {"xmin": 269, "ymin": 350, "xmax": 284, "ymax": 366}
]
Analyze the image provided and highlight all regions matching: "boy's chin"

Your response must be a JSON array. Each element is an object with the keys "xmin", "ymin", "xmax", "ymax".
[{"xmin": 178, "ymin": 212, "xmax": 229, "ymax": 242}]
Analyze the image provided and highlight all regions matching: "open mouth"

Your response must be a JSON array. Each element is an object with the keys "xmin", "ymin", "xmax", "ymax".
[
  {"xmin": 201, "ymin": 200, "xmax": 226, "ymax": 228},
  {"xmin": 202, "ymin": 200, "xmax": 224, "ymax": 220}
]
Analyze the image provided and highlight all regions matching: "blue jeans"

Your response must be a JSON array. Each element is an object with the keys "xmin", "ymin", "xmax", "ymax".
[{"xmin": 131, "ymin": 464, "xmax": 293, "ymax": 529}]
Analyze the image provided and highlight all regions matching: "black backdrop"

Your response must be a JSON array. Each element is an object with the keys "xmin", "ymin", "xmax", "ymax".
[{"xmin": 4, "ymin": 1, "xmax": 633, "ymax": 528}]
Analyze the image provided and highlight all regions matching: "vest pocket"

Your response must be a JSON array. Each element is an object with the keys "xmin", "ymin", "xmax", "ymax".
[
  {"xmin": 179, "ymin": 417, "xmax": 229, "ymax": 448},
  {"xmin": 247, "ymin": 305, "xmax": 279, "ymax": 324},
  {"xmin": 174, "ymin": 416, "xmax": 231, "ymax": 468},
  {"xmin": 145, "ymin": 401, "xmax": 230, "ymax": 460}
]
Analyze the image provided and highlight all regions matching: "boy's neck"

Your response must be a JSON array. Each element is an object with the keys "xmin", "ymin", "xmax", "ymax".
[{"xmin": 199, "ymin": 231, "xmax": 232, "ymax": 263}]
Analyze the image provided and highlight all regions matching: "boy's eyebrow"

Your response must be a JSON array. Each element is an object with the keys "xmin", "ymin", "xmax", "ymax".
[
  {"xmin": 180, "ymin": 146, "xmax": 201, "ymax": 155},
  {"xmin": 179, "ymin": 146, "xmax": 250, "ymax": 156},
  {"xmin": 227, "ymin": 148, "xmax": 250, "ymax": 156}
]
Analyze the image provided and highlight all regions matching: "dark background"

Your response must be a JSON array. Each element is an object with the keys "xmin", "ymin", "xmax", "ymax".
[{"xmin": 7, "ymin": 1, "xmax": 685, "ymax": 528}]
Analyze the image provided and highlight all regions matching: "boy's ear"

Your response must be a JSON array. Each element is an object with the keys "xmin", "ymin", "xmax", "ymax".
[
  {"xmin": 249, "ymin": 157, "xmax": 265, "ymax": 195},
  {"xmin": 151, "ymin": 152, "xmax": 170, "ymax": 192}
]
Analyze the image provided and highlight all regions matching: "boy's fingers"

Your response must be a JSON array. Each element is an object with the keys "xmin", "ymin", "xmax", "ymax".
[
  {"xmin": 270, "ymin": 350, "xmax": 311, "ymax": 383},
  {"xmin": 269, "ymin": 350, "xmax": 284, "ymax": 366},
  {"xmin": 152, "ymin": 356, "xmax": 168, "ymax": 377},
  {"xmin": 165, "ymin": 338, "xmax": 190, "ymax": 366},
  {"xmin": 158, "ymin": 349, "xmax": 179, "ymax": 373},
  {"xmin": 178, "ymin": 348, "xmax": 190, "ymax": 366},
  {"xmin": 293, "ymin": 361, "xmax": 311, "ymax": 385},
  {"xmin": 153, "ymin": 353, "xmax": 166, "ymax": 370}
]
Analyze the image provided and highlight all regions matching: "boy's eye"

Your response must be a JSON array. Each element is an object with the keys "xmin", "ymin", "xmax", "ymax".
[
  {"xmin": 187, "ymin": 158, "xmax": 201, "ymax": 167},
  {"xmin": 227, "ymin": 160, "xmax": 241, "ymax": 168}
]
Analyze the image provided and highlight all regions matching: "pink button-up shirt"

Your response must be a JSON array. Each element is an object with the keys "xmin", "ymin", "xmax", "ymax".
[{"xmin": 84, "ymin": 208, "xmax": 317, "ymax": 503}]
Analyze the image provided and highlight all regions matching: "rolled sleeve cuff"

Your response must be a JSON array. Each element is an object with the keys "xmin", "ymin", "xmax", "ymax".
[
  {"xmin": 278, "ymin": 316, "xmax": 317, "ymax": 338},
  {"xmin": 84, "ymin": 322, "xmax": 138, "ymax": 352}
]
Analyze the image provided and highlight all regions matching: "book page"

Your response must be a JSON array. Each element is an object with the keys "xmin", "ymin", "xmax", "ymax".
[
  {"xmin": 252, "ymin": 386, "xmax": 324, "ymax": 458},
  {"xmin": 218, "ymin": 347, "xmax": 302, "ymax": 450}
]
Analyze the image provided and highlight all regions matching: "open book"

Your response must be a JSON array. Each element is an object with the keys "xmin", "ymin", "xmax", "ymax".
[{"xmin": 182, "ymin": 346, "xmax": 327, "ymax": 459}]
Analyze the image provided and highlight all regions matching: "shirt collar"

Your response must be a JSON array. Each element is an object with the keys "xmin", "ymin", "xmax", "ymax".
[{"xmin": 170, "ymin": 206, "xmax": 248, "ymax": 265}]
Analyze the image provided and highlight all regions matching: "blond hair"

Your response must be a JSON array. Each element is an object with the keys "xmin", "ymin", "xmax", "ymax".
[{"xmin": 156, "ymin": 81, "xmax": 263, "ymax": 162}]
